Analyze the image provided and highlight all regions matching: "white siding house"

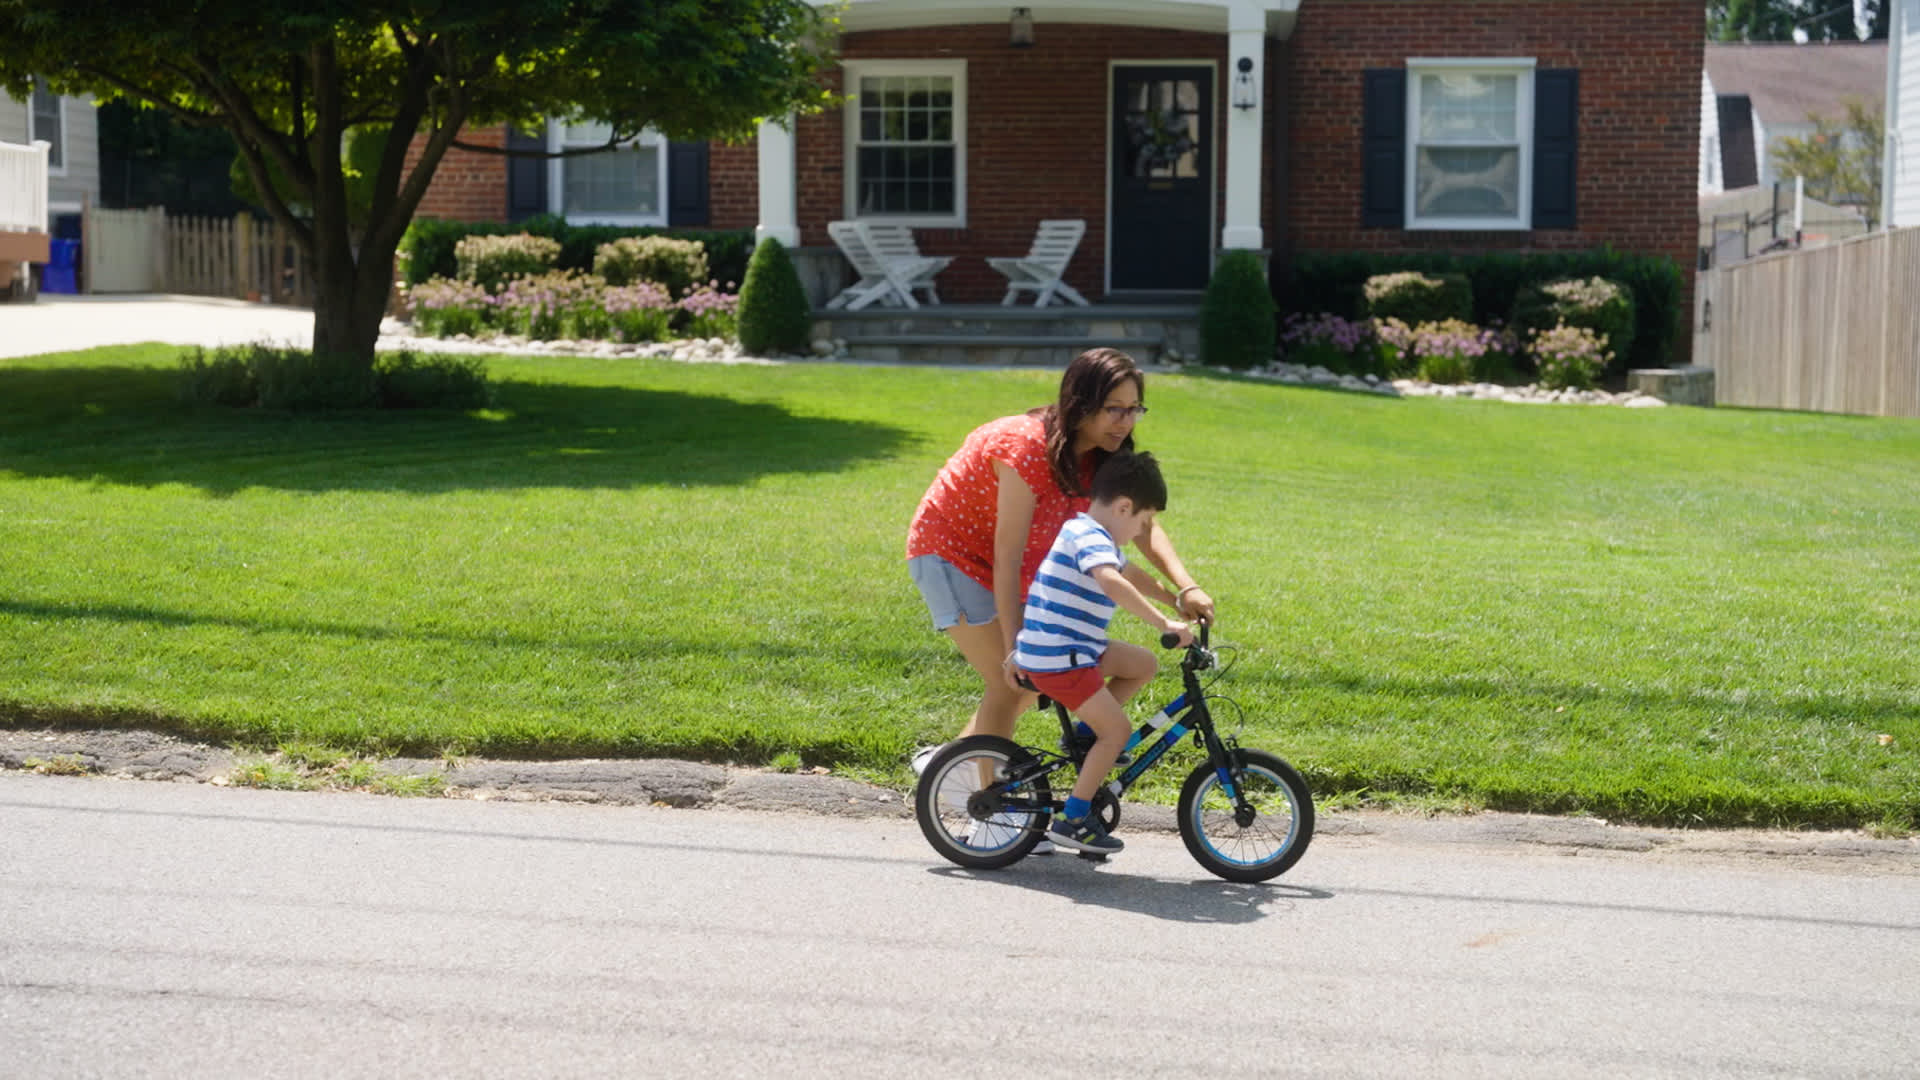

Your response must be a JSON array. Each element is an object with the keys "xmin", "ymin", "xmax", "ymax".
[
  {"xmin": 0, "ymin": 80, "xmax": 99, "ymax": 225},
  {"xmin": 1888, "ymin": 0, "xmax": 1920, "ymax": 227}
]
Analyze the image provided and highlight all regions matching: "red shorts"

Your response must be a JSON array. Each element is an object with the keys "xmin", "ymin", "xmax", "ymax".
[{"xmin": 1021, "ymin": 665, "xmax": 1106, "ymax": 710}]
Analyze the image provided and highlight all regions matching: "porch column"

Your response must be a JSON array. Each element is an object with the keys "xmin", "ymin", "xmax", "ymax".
[
  {"xmin": 1221, "ymin": 6, "xmax": 1265, "ymax": 251},
  {"xmin": 755, "ymin": 117, "xmax": 800, "ymax": 248}
]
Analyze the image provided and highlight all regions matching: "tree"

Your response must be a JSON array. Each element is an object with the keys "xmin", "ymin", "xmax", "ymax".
[
  {"xmin": 0, "ymin": 1, "xmax": 833, "ymax": 366},
  {"xmin": 1771, "ymin": 96, "xmax": 1885, "ymax": 226},
  {"xmin": 1707, "ymin": 0, "xmax": 1874, "ymax": 41}
]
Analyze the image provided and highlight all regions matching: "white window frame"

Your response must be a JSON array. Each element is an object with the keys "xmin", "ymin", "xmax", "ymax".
[
  {"xmin": 841, "ymin": 59, "xmax": 967, "ymax": 228},
  {"xmin": 1405, "ymin": 58, "xmax": 1536, "ymax": 231},
  {"xmin": 545, "ymin": 120, "xmax": 669, "ymax": 227},
  {"xmin": 28, "ymin": 77, "xmax": 66, "ymax": 176}
]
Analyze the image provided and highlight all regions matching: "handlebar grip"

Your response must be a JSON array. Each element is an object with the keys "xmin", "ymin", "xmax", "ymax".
[{"xmin": 1160, "ymin": 631, "xmax": 1184, "ymax": 649}]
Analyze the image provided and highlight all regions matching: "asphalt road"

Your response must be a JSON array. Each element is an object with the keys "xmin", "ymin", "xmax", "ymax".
[{"xmin": 3, "ymin": 771, "xmax": 1916, "ymax": 1078}]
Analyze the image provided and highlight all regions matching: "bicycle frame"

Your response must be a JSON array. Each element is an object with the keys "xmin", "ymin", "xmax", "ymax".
[{"xmin": 1002, "ymin": 623, "xmax": 1241, "ymax": 813}]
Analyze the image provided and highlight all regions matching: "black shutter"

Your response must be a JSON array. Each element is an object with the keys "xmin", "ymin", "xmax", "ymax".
[
  {"xmin": 1716, "ymin": 95, "xmax": 1758, "ymax": 190},
  {"xmin": 1531, "ymin": 70, "xmax": 1579, "ymax": 229},
  {"xmin": 667, "ymin": 141, "xmax": 710, "ymax": 227},
  {"xmin": 506, "ymin": 125, "xmax": 548, "ymax": 222},
  {"xmin": 1362, "ymin": 69, "xmax": 1407, "ymax": 228}
]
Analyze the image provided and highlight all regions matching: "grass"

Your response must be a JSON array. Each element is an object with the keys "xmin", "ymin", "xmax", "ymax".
[{"xmin": 1, "ymin": 343, "xmax": 1916, "ymax": 830}]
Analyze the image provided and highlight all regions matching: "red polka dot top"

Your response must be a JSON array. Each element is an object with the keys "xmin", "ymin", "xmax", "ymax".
[{"xmin": 906, "ymin": 413, "xmax": 1093, "ymax": 596}]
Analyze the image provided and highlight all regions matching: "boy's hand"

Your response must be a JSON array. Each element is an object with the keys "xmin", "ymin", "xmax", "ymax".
[{"xmin": 1161, "ymin": 619, "xmax": 1194, "ymax": 648}]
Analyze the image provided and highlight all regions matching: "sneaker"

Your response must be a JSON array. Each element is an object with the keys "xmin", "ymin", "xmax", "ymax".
[
  {"xmin": 1049, "ymin": 814, "xmax": 1124, "ymax": 854},
  {"xmin": 909, "ymin": 744, "xmax": 942, "ymax": 777},
  {"xmin": 962, "ymin": 811, "xmax": 1054, "ymax": 854}
]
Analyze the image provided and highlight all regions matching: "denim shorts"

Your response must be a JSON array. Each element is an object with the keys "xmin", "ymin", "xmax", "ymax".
[{"xmin": 908, "ymin": 554, "xmax": 997, "ymax": 631}]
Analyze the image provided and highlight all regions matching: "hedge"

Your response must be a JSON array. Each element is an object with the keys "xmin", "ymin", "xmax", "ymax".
[
  {"xmin": 1285, "ymin": 248, "xmax": 1685, "ymax": 373},
  {"xmin": 400, "ymin": 214, "xmax": 755, "ymax": 294}
]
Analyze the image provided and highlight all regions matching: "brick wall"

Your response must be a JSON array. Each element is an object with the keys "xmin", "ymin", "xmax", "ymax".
[
  {"xmin": 405, "ymin": 125, "xmax": 510, "ymax": 222},
  {"xmin": 795, "ymin": 24, "xmax": 1249, "ymax": 303},
  {"xmin": 1287, "ymin": 0, "xmax": 1703, "ymax": 354}
]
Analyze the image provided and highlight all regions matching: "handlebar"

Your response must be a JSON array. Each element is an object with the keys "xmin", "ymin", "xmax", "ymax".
[{"xmin": 1160, "ymin": 620, "xmax": 1212, "ymax": 650}]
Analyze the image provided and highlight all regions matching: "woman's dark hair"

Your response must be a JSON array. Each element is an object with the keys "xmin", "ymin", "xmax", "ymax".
[{"xmin": 1030, "ymin": 347, "xmax": 1144, "ymax": 496}]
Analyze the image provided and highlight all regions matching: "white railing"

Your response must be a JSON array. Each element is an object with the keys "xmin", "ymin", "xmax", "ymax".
[{"xmin": 0, "ymin": 139, "xmax": 51, "ymax": 234}]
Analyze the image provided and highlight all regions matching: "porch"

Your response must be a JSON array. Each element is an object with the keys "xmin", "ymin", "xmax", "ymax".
[
  {"xmin": 811, "ymin": 300, "xmax": 1201, "ymax": 366},
  {"xmin": 0, "ymin": 139, "xmax": 51, "ymax": 299}
]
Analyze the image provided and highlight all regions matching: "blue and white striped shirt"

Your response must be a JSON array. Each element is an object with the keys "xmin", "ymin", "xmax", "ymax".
[{"xmin": 1014, "ymin": 513, "xmax": 1126, "ymax": 674}]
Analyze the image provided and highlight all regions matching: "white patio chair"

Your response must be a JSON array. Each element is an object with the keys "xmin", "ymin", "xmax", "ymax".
[
  {"xmin": 986, "ymin": 219, "xmax": 1090, "ymax": 306},
  {"xmin": 824, "ymin": 220, "xmax": 950, "ymax": 310}
]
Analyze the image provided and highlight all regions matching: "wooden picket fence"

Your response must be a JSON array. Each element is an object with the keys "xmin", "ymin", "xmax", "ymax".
[
  {"xmin": 84, "ymin": 206, "xmax": 313, "ymax": 305},
  {"xmin": 1697, "ymin": 226, "xmax": 1920, "ymax": 417}
]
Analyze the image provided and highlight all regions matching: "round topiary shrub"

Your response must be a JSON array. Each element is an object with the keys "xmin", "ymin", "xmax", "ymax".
[
  {"xmin": 1199, "ymin": 250, "xmax": 1277, "ymax": 370},
  {"xmin": 593, "ymin": 235, "xmax": 710, "ymax": 295},
  {"xmin": 735, "ymin": 237, "xmax": 813, "ymax": 357},
  {"xmin": 1360, "ymin": 270, "xmax": 1474, "ymax": 325}
]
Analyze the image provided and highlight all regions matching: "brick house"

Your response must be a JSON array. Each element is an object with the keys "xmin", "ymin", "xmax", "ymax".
[{"xmin": 411, "ymin": 0, "xmax": 1701, "ymax": 336}]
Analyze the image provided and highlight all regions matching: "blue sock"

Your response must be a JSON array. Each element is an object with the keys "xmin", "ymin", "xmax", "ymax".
[{"xmin": 1063, "ymin": 796, "xmax": 1091, "ymax": 821}]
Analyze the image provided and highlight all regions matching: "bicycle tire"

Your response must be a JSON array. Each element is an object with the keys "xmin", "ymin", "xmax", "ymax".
[
  {"xmin": 1176, "ymin": 748, "xmax": 1314, "ymax": 883},
  {"xmin": 914, "ymin": 735, "xmax": 1052, "ymax": 870}
]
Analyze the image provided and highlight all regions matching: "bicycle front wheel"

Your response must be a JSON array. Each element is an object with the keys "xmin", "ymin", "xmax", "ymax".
[
  {"xmin": 1177, "ymin": 748, "xmax": 1314, "ymax": 883},
  {"xmin": 914, "ymin": 735, "xmax": 1052, "ymax": 870}
]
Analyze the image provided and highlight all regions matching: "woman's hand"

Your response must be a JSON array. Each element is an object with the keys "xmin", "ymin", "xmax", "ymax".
[
  {"xmin": 1001, "ymin": 651, "xmax": 1026, "ymax": 692},
  {"xmin": 1176, "ymin": 586, "xmax": 1216, "ymax": 623}
]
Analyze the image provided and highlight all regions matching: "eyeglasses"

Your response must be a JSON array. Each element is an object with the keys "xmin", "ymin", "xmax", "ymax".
[{"xmin": 1102, "ymin": 405, "xmax": 1149, "ymax": 420}]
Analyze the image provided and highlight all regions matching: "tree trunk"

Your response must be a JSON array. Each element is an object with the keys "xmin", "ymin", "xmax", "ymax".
[{"xmin": 307, "ymin": 226, "xmax": 401, "ymax": 366}]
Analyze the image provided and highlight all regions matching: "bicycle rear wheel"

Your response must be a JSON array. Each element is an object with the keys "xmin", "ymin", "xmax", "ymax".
[
  {"xmin": 1177, "ymin": 748, "xmax": 1314, "ymax": 883},
  {"xmin": 914, "ymin": 735, "xmax": 1052, "ymax": 870}
]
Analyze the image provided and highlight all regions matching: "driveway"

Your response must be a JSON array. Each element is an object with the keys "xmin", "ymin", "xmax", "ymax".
[{"xmin": 0, "ymin": 293, "xmax": 318, "ymax": 359}]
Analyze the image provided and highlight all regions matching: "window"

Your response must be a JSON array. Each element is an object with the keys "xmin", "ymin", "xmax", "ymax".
[
  {"xmin": 1405, "ymin": 59, "xmax": 1535, "ymax": 230},
  {"xmin": 29, "ymin": 77, "xmax": 64, "ymax": 174},
  {"xmin": 844, "ymin": 60, "xmax": 966, "ymax": 226},
  {"xmin": 547, "ymin": 120, "xmax": 666, "ymax": 226}
]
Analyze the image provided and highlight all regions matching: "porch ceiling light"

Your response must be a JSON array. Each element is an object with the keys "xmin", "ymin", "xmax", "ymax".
[
  {"xmin": 1232, "ymin": 56, "xmax": 1258, "ymax": 110},
  {"xmin": 1009, "ymin": 7, "xmax": 1035, "ymax": 48}
]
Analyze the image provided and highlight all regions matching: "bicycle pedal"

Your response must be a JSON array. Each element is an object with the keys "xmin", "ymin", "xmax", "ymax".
[{"xmin": 1077, "ymin": 851, "xmax": 1109, "ymax": 862}]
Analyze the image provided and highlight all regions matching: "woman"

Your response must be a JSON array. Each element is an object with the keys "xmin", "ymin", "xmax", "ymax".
[{"xmin": 906, "ymin": 348, "xmax": 1215, "ymax": 755}]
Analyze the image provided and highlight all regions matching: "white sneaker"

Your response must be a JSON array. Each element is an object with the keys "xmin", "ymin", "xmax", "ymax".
[
  {"xmin": 962, "ymin": 811, "xmax": 1055, "ymax": 855},
  {"xmin": 909, "ymin": 744, "xmax": 942, "ymax": 777}
]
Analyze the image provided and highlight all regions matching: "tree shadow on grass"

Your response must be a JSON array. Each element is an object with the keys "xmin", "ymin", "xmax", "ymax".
[{"xmin": 0, "ymin": 365, "xmax": 913, "ymax": 495}]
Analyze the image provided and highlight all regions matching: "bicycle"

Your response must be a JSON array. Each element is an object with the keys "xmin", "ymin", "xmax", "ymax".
[{"xmin": 913, "ymin": 622, "xmax": 1314, "ymax": 883}]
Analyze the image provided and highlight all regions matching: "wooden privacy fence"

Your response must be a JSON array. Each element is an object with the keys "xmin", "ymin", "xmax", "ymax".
[
  {"xmin": 84, "ymin": 206, "xmax": 313, "ymax": 305},
  {"xmin": 1698, "ymin": 226, "xmax": 1920, "ymax": 417}
]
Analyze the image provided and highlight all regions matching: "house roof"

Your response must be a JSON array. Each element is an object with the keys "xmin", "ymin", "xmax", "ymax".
[{"xmin": 1704, "ymin": 42, "xmax": 1887, "ymax": 128}]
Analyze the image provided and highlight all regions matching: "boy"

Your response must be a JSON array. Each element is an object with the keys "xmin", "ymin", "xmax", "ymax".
[{"xmin": 1012, "ymin": 450, "xmax": 1193, "ymax": 854}]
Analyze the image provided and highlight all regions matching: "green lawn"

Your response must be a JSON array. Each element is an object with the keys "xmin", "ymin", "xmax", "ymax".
[{"xmin": 2, "ymin": 344, "xmax": 1916, "ymax": 829}]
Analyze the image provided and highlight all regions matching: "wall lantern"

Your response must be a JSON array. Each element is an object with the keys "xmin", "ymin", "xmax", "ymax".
[
  {"xmin": 1232, "ymin": 56, "xmax": 1258, "ymax": 110},
  {"xmin": 1009, "ymin": 7, "xmax": 1035, "ymax": 48}
]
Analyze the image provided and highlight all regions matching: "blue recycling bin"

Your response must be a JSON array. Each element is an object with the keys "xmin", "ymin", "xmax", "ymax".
[{"xmin": 41, "ymin": 238, "xmax": 78, "ymax": 294}]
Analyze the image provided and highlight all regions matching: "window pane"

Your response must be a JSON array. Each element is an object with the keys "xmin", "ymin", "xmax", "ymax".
[
  {"xmin": 30, "ymin": 79, "xmax": 63, "ymax": 169},
  {"xmin": 1418, "ymin": 73, "xmax": 1518, "ymax": 143},
  {"xmin": 563, "ymin": 145, "xmax": 660, "ymax": 215},
  {"xmin": 857, "ymin": 147, "xmax": 954, "ymax": 214},
  {"xmin": 559, "ymin": 120, "xmax": 615, "ymax": 145},
  {"xmin": 1414, "ymin": 146, "xmax": 1520, "ymax": 218},
  {"xmin": 1122, "ymin": 78, "xmax": 1201, "ymax": 179},
  {"xmin": 853, "ymin": 72, "xmax": 957, "ymax": 215}
]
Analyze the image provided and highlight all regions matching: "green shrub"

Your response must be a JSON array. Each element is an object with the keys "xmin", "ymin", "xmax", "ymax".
[
  {"xmin": 1286, "ymin": 248, "xmax": 1683, "ymax": 372},
  {"xmin": 374, "ymin": 350, "xmax": 493, "ymax": 410},
  {"xmin": 1530, "ymin": 323, "xmax": 1612, "ymax": 390},
  {"xmin": 176, "ymin": 348, "xmax": 258, "ymax": 406},
  {"xmin": 495, "ymin": 270, "xmax": 605, "ymax": 340},
  {"xmin": 604, "ymin": 282, "xmax": 677, "ymax": 343},
  {"xmin": 1510, "ymin": 276, "xmax": 1636, "ymax": 377},
  {"xmin": 179, "ymin": 344, "xmax": 491, "ymax": 410},
  {"xmin": 454, "ymin": 233, "xmax": 562, "ymax": 292},
  {"xmin": 400, "ymin": 217, "xmax": 754, "ymax": 292},
  {"xmin": 593, "ymin": 235, "xmax": 710, "ymax": 295},
  {"xmin": 678, "ymin": 282, "xmax": 741, "ymax": 341},
  {"xmin": 405, "ymin": 276, "xmax": 494, "ymax": 338},
  {"xmin": 1199, "ymin": 250, "xmax": 1277, "ymax": 370},
  {"xmin": 1361, "ymin": 271, "xmax": 1474, "ymax": 325},
  {"xmin": 735, "ymin": 238, "xmax": 813, "ymax": 356}
]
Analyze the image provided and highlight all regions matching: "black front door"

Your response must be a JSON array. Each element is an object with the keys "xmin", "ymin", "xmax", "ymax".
[{"xmin": 1110, "ymin": 66, "xmax": 1213, "ymax": 292}]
